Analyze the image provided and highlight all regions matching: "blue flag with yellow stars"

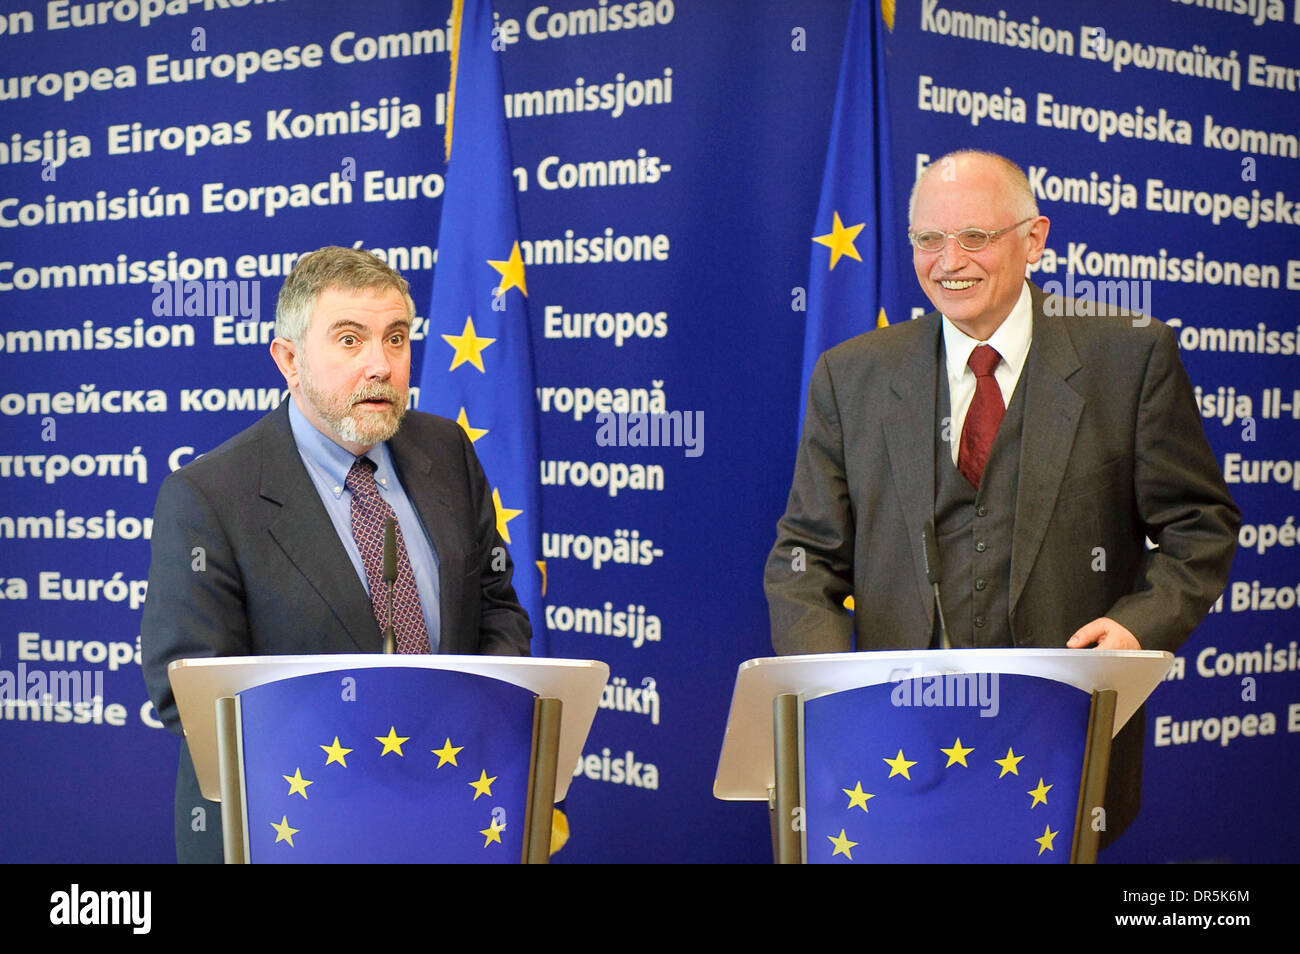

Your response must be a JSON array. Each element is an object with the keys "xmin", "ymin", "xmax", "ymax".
[
  {"xmin": 803, "ymin": 673, "xmax": 1092, "ymax": 863},
  {"xmin": 240, "ymin": 668, "xmax": 536, "ymax": 863},
  {"xmin": 799, "ymin": 0, "xmax": 903, "ymax": 426},
  {"xmin": 419, "ymin": 0, "xmax": 546, "ymax": 654}
]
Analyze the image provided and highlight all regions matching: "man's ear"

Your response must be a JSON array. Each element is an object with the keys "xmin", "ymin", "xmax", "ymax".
[
  {"xmin": 1024, "ymin": 215, "xmax": 1050, "ymax": 265},
  {"xmin": 270, "ymin": 337, "xmax": 300, "ymax": 389}
]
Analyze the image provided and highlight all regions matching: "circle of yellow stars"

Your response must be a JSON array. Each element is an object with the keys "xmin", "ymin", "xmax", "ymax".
[
  {"xmin": 436, "ymin": 242, "xmax": 542, "ymax": 589},
  {"xmin": 827, "ymin": 739, "xmax": 1063, "ymax": 861},
  {"xmin": 269, "ymin": 728, "xmax": 506, "ymax": 852}
]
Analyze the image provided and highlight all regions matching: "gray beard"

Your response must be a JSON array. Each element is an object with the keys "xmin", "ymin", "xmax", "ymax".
[{"xmin": 299, "ymin": 360, "xmax": 406, "ymax": 448}]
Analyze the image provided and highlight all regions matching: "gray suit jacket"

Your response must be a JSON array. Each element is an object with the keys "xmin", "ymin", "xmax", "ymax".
[
  {"xmin": 141, "ymin": 400, "xmax": 531, "ymax": 859},
  {"xmin": 764, "ymin": 283, "xmax": 1239, "ymax": 841}
]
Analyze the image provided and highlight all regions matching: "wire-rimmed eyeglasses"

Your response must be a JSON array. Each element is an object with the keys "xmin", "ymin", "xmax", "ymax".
[{"xmin": 908, "ymin": 216, "xmax": 1036, "ymax": 252}]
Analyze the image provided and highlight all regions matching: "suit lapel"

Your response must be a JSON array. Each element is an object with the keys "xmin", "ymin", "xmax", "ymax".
[
  {"xmin": 882, "ymin": 316, "xmax": 941, "ymax": 626},
  {"xmin": 1009, "ymin": 289, "xmax": 1084, "ymax": 613},
  {"xmin": 259, "ymin": 402, "xmax": 380, "ymax": 652}
]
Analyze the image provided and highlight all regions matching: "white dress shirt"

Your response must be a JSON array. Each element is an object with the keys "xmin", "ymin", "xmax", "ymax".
[{"xmin": 940, "ymin": 281, "xmax": 1034, "ymax": 466}]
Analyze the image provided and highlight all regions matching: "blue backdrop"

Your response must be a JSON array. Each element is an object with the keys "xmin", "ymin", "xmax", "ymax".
[{"xmin": 1, "ymin": 0, "xmax": 1296, "ymax": 863}]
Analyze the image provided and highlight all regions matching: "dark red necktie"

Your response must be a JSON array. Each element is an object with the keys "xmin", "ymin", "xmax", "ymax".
[
  {"xmin": 345, "ymin": 457, "xmax": 431, "ymax": 653},
  {"xmin": 958, "ymin": 345, "xmax": 1005, "ymax": 487}
]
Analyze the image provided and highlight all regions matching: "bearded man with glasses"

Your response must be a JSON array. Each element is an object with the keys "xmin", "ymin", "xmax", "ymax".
[{"xmin": 764, "ymin": 149, "xmax": 1238, "ymax": 849}]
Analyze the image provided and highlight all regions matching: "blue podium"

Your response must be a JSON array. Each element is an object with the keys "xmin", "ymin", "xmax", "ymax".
[
  {"xmin": 168, "ymin": 654, "xmax": 607, "ymax": 864},
  {"xmin": 714, "ymin": 649, "xmax": 1174, "ymax": 864}
]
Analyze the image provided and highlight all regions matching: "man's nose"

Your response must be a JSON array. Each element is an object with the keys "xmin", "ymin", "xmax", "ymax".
[
  {"xmin": 938, "ymin": 234, "xmax": 968, "ymax": 270},
  {"xmin": 361, "ymin": 339, "xmax": 393, "ymax": 379}
]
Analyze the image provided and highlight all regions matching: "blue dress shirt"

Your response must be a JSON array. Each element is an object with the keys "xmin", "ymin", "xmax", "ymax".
[{"xmin": 288, "ymin": 399, "xmax": 442, "ymax": 651}]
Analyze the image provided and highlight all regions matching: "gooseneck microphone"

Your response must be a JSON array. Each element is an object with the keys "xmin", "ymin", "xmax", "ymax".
[
  {"xmin": 382, "ymin": 517, "xmax": 397, "ymax": 654},
  {"xmin": 921, "ymin": 520, "xmax": 950, "ymax": 649}
]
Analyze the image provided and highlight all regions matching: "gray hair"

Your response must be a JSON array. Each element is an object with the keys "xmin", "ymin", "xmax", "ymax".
[
  {"xmin": 908, "ymin": 149, "xmax": 1039, "ymax": 224},
  {"xmin": 274, "ymin": 246, "xmax": 415, "ymax": 344}
]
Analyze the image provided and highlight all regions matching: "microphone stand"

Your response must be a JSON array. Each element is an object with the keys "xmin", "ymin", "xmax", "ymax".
[{"xmin": 382, "ymin": 516, "xmax": 397, "ymax": 654}]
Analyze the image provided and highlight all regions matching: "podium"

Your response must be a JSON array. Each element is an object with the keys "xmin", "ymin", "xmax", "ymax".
[
  {"xmin": 714, "ymin": 649, "xmax": 1174, "ymax": 864},
  {"xmin": 169, "ymin": 654, "xmax": 608, "ymax": 863}
]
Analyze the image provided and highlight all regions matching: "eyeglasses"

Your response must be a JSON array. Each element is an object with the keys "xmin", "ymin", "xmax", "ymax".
[{"xmin": 908, "ymin": 217, "xmax": 1036, "ymax": 252}]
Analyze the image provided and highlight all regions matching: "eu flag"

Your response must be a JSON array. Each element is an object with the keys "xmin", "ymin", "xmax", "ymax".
[
  {"xmin": 419, "ymin": 0, "xmax": 546, "ymax": 653},
  {"xmin": 803, "ymin": 674, "xmax": 1091, "ymax": 863},
  {"xmin": 239, "ymin": 668, "xmax": 536, "ymax": 863},
  {"xmin": 799, "ymin": 0, "xmax": 903, "ymax": 426}
]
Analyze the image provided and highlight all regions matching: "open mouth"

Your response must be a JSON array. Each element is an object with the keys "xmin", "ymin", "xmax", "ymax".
[{"xmin": 939, "ymin": 279, "xmax": 979, "ymax": 290}]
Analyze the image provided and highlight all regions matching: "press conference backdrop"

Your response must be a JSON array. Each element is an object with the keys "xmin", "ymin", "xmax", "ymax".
[{"xmin": 0, "ymin": 0, "xmax": 1295, "ymax": 863}]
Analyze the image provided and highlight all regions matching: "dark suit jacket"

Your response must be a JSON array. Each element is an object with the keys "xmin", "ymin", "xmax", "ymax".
[
  {"xmin": 764, "ymin": 282, "xmax": 1239, "ymax": 843},
  {"xmin": 141, "ymin": 400, "xmax": 531, "ymax": 860}
]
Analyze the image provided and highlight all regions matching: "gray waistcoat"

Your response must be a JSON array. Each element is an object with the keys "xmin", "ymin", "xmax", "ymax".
[{"xmin": 932, "ymin": 344, "xmax": 1029, "ymax": 648}]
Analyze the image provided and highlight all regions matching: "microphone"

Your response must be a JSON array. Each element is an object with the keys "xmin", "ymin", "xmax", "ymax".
[
  {"xmin": 921, "ymin": 520, "xmax": 950, "ymax": 649},
  {"xmin": 382, "ymin": 517, "xmax": 397, "ymax": 654}
]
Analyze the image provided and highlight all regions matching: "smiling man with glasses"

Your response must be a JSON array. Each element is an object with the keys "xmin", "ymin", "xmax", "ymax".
[{"xmin": 765, "ymin": 149, "xmax": 1239, "ymax": 850}]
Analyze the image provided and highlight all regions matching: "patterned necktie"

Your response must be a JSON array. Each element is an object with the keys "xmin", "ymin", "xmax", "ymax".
[
  {"xmin": 345, "ymin": 457, "xmax": 431, "ymax": 653},
  {"xmin": 958, "ymin": 345, "xmax": 1005, "ymax": 488}
]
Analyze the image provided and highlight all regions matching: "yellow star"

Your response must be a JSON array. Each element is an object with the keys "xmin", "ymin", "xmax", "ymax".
[
  {"xmin": 320, "ymin": 737, "xmax": 352, "ymax": 767},
  {"xmin": 1028, "ymin": 778, "xmax": 1052, "ymax": 808},
  {"xmin": 283, "ymin": 768, "xmax": 313, "ymax": 799},
  {"xmin": 842, "ymin": 781, "xmax": 875, "ymax": 813},
  {"xmin": 480, "ymin": 818, "xmax": 506, "ymax": 847},
  {"xmin": 270, "ymin": 816, "xmax": 299, "ymax": 847},
  {"xmin": 432, "ymin": 738, "xmax": 464, "ymax": 768},
  {"xmin": 441, "ymin": 315, "xmax": 496, "ymax": 372},
  {"xmin": 828, "ymin": 828, "xmax": 858, "ymax": 860},
  {"xmin": 941, "ymin": 738, "xmax": 974, "ymax": 768},
  {"xmin": 492, "ymin": 488, "xmax": 522, "ymax": 544},
  {"xmin": 1035, "ymin": 824, "xmax": 1058, "ymax": 856},
  {"xmin": 812, "ymin": 210, "xmax": 865, "ymax": 270},
  {"xmin": 995, "ymin": 747, "xmax": 1025, "ymax": 778},
  {"xmin": 469, "ymin": 769, "xmax": 497, "ymax": 800},
  {"xmin": 455, "ymin": 406, "xmax": 488, "ymax": 443},
  {"xmin": 551, "ymin": 806, "xmax": 569, "ymax": 854},
  {"xmin": 375, "ymin": 727, "xmax": 409, "ymax": 756},
  {"xmin": 487, "ymin": 241, "xmax": 527, "ymax": 298},
  {"xmin": 536, "ymin": 559, "xmax": 548, "ymax": 597},
  {"xmin": 883, "ymin": 749, "xmax": 917, "ymax": 780},
  {"xmin": 876, "ymin": 306, "xmax": 890, "ymax": 329}
]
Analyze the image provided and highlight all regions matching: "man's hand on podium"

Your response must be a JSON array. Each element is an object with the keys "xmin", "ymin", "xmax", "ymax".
[{"xmin": 1066, "ymin": 617, "xmax": 1141, "ymax": 651}]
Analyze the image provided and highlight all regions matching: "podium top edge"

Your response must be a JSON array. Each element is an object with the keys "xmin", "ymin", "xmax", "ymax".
[
  {"xmin": 737, "ymin": 648, "xmax": 1170, "ymax": 671},
  {"xmin": 167, "ymin": 654, "xmax": 610, "ymax": 674}
]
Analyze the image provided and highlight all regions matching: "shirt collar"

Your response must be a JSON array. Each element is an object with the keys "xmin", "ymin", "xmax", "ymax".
[
  {"xmin": 288, "ymin": 398, "xmax": 396, "ymax": 497},
  {"xmin": 941, "ymin": 280, "xmax": 1034, "ymax": 381}
]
